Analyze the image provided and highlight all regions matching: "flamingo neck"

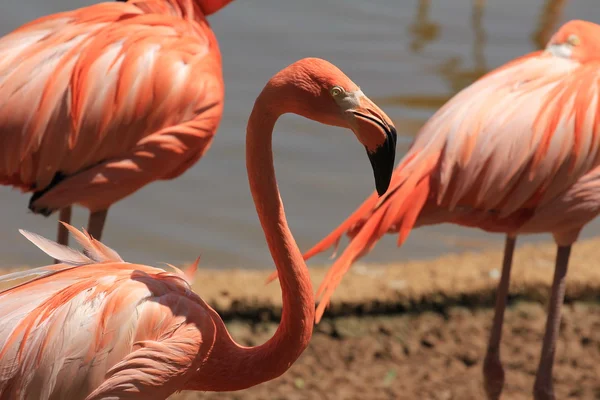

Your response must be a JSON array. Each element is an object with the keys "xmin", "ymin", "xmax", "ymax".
[
  {"xmin": 194, "ymin": 0, "xmax": 234, "ymax": 16},
  {"xmin": 134, "ymin": 0, "xmax": 207, "ymax": 21},
  {"xmin": 163, "ymin": 0, "xmax": 232, "ymax": 18},
  {"xmin": 190, "ymin": 82, "xmax": 315, "ymax": 391}
]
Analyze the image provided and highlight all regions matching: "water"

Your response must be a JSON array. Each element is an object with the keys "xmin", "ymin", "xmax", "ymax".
[{"xmin": 0, "ymin": 0, "xmax": 598, "ymax": 269}]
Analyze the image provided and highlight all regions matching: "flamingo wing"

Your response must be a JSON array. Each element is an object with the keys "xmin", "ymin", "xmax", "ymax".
[
  {"xmin": 0, "ymin": 2, "xmax": 224, "ymax": 211},
  {"xmin": 309, "ymin": 50, "xmax": 600, "ymax": 257},
  {"xmin": 85, "ymin": 292, "xmax": 214, "ymax": 400},
  {"xmin": 0, "ymin": 227, "xmax": 216, "ymax": 400},
  {"xmin": 302, "ymin": 50, "xmax": 600, "ymax": 321},
  {"xmin": 404, "ymin": 51, "xmax": 600, "ymax": 215}
]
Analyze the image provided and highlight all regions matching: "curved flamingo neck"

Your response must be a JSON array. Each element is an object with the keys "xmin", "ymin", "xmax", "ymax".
[
  {"xmin": 191, "ymin": 80, "xmax": 315, "ymax": 391},
  {"xmin": 245, "ymin": 88, "xmax": 315, "ymax": 366}
]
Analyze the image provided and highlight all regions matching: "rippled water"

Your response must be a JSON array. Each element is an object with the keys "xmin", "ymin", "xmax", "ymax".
[{"xmin": 0, "ymin": 0, "xmax": 598, "ymax": 269}]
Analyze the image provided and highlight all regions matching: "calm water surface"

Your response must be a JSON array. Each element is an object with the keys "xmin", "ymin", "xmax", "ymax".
[{"xmin": 0, "ymin": 0, "xmax": 598, "ymax": 268}]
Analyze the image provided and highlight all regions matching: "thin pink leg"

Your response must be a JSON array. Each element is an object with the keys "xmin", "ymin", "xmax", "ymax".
[
  {"xmin": 87, "ymin": 209, "xmax": 108, "ymax": 241},
  {"xmin": 54, "ymin": 206, "xmax": 72, "ymax": 264},
  {"xmin": 483, "ymin": 235, "xmax": 516, "ymax": 400},
  {"xmin": 533, "ymin": 245, "xmax": 570, "ymax": 400}
]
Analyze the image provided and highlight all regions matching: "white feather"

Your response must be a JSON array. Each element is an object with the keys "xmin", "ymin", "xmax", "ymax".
[{"xmin": 19, "ymin": 229, "xmax": 92, "ymax": 265}]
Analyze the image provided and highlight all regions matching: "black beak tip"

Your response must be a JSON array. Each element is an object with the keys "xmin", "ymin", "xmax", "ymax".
[
  {"xmin": 376, "ymin": 181, "xmax": 390, "ymax": 197},
  {"xmin": 367, "ymin": 126, "xmax": 397, "ymax": 197},
  {"xmin": 373, "ymin": 163, "xmax": 393, "ymax": 197}
]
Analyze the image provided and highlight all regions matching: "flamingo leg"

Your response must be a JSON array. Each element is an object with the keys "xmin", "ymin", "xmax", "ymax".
[
  {"xmin": 483, "ymin": 235, "xmax": 516, "ymax": 400},
  {"xmin": 87, "ymin": 209, "xmax": 108, "ymax": 241},
  {"xmin": 533, "ymin": 245, "xmax": 570, "ymax": 400},
  {"xmin": 54, "ymin": 206, "xmax": 72, "ymax": 264}
]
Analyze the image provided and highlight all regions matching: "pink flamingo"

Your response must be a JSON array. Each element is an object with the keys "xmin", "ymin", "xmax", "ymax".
[
  {"xmin": 270, "ymin": 19, "xmax": 600, "ymax": 400},
  {"xmin": 0, "ymin": 58, "xmax": 396, "ymax": 399},
  {"xmin": 0, "ymin": 0, "xmax": 233, "ymax": 250}
]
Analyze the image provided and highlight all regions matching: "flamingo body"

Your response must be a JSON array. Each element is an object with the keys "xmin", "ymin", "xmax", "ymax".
[
  {"xmin": 296, "ymin": 20, "xmax": 600, "ymax": 400},
  {"xmin": 395, "ymin": 50, "xmax": 600, "ymax": 242},
  {"xmin": 0, "ymin": 0, "xmax": 229, "ymax": 243},
  {"xmin": 0, "ymin": 58, "xmax": 397, "ymax": 400},
  {"xmin": 306, "ymin": 19, "xmax": 600, "ymax": 311},
  {"xmin": 0, "ymin": 251, "xmax": 214, "ymax": 399}
]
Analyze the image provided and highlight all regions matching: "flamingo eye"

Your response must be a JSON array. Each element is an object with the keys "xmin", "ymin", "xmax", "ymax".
[
  {"xmin": 567, "ymin": 34, "xmax": 581, "ymax": 46},
  {"xmin": 330, "ymin": 86, "xmax": 345, "ymax": 97}
]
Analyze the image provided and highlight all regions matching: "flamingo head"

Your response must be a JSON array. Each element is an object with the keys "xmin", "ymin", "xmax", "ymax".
[
  {"xmin": 266, "ymin": 58, "xmax": 397, "ymax": 196},
  {"xmin": 546, "ymin": 20, "xmax": 600, "ymax": 63}
]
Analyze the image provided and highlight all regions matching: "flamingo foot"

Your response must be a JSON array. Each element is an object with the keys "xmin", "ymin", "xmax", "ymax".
[
  {"xmin": 483, "ymin": 350, "xmax": 504, "ymax": 400},
  {"xmin": 533, "ymin": 385, "xmax": 555, "ymax": 400}
]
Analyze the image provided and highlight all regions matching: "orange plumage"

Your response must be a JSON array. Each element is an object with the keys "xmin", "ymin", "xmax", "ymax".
[
  {"xmin": 288, "ymin": 19, "xmax": 600, "ymax": 400},
  {"xmin": 305, "ymin": 19, "xmax": 600, "ymax": 322},
  {"xmin": 0, "ymin": 57, "xmax": 396, "ymax": 400},
  {"xmin": 0, "ymin": 0, "xmax": 232, "ymax": 246}
]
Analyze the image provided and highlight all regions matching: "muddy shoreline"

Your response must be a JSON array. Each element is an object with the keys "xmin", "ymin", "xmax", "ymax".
[
  {"xmin": 176, "ymin": 302, "xmax": 600, "ymax": 400},
  {"xmin": 171, "ymin": 238, "xmax": 600, "ymax": 399},
  {"xmin": 7, "ymin": 238, "xmax": 600, "ymax": 399},
  {"xmin": 185, "ymin": 238, "xmax": 600, "ymax": 321}
]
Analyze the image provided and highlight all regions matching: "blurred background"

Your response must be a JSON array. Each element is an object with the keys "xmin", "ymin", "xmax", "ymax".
[{"xmin": 0, "ymin": 0, "xmax": 597, "ymax": 269}]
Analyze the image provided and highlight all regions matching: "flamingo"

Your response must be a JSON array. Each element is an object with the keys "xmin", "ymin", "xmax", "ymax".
[
  {"xmin": 268, "ymin": 19, "xmax": 600, "ymax": 400},
  {"xmin": 0, "ymin": 0, "xmax": 233, "ymax": 252},
  {"xmin": 0, "ymin": 58, "xmax": 397, "ymax": 399}
]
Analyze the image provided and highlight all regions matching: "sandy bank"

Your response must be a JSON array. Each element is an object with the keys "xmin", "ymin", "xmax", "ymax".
[
  {"xmin": 186, "ymin": 237, "xmax": 600, "ymax": 320},
  {"xmin": 5, "ymin": 237, "xmax": 600, "ymax": 399},
  {"xmin": 172, "ymin": 237, "xmax": 600, "ymax": 399}
]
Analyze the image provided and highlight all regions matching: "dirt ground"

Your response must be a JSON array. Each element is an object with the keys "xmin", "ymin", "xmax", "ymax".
[
  {"xmin": 170, "ymin": 238, "xmax": 600, "ymax": 399},
  {"xmin": 174, "ymin": 303, "xmax": 600, "ymax": 400},
  {"xmin": 7, "ymin": 238, "xmax": 600, "ymax": 399}
]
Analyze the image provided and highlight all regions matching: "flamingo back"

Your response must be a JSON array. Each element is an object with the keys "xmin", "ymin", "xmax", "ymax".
[
  {"xmin": 0, "ymin": 0, "xmax": 224, "ymax": 209},
  {"xmin": 0, "ymin": 226, "xmax": 215, "ymax": 400}
]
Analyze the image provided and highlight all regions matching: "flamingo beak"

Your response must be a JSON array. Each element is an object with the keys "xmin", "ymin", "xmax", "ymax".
[
  {"xmin": 350, "ymin": 98, "xmax": 397, "ymax": 196},
  {"xmin": 366, "ymin": 124, "xmax": 397, "ymax": 196}
]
